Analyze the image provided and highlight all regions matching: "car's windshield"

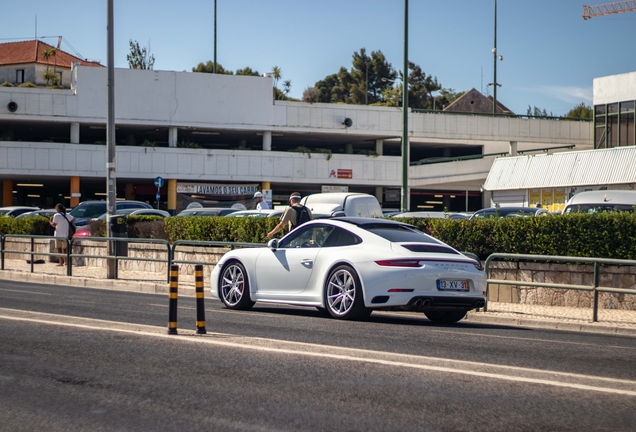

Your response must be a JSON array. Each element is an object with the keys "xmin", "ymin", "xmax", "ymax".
[
  {"xmin": 0, "ymin": 210, "xmax": 9, "ymax": 215},
  {"xmin": 563, "ymin": 204, "xmax": 636, "ymax": 214},
  {"xmin": 70, "ymin": 203, "xmax": 107, "ymax": 218},
  {"xmin": 363, "ymin": 224, "xmax": 440, "ymax": 244}
]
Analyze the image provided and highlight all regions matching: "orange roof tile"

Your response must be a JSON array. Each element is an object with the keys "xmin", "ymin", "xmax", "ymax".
[{"xmin": 0, "ymin": 40, "xmax": 102, "ymax": 68}]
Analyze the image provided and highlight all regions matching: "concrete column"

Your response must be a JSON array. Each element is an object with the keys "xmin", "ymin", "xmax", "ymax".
[
  {"xmin": 2, "ymin": 180, "xmax": 13, "ymax": 206},
  {"xmin": 169, "ymin": 127, "xmax": 178, "ymax": 148},
  {"xmin": 375, "ymin": 187, "xmax": 383, "ymax": 206},
  {"xmin": 262, "ymin": 181, "xmax": 271, "ymax": 190},
  {"xmin": 125, "ymin": 183, "xmax": 135, "ymax": 200},
  {"xmin": 509, "ymin": 141, "xmax": 518, "ymax": 156},
  {"xmin": 345, "ymin": 143, "xmax": 353, "ymax": 154},
  {"xmin": 262, "ymin": 131, "xmax": 272, "ymax": 151},
  {"xmin": 70, "ymin": 176, "xmax": 80, "ymax": 207},
  {"xmin": 482, "ymin": 190, "xmax": 492, "ymax": 208},
  {"xmin": 168, "ymin": 179, "xmax": 177, "ymax": 215},
  {"xmin": 375, "ymin": 139, "xmax": 383, "ymax": 156},
  {"xmin": 70, "ymin": 122, "xmax": 80, "ymax": 144}
]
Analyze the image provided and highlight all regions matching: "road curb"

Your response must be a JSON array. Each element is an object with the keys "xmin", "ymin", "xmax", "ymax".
[
  {"xmin": 0, "ymin": 270, "xmax": 179, "ymax": 295},
  {"xmin": 466, "ymin": 312, "xmax": 636, "ymax": 336}
]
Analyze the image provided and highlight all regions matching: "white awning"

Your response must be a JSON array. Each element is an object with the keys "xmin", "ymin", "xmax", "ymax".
[{"xmin": 484, "ymin": 146, "xmax": 636, "ymax": 191}]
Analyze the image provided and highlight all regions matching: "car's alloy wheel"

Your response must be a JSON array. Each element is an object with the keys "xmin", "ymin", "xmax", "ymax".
[
  {"xmin": 423, "ymin": 310, "xmax": 467, "ymax": 324},
  {"xmin": 325, "ymin": 265, "xmax": 370, "ymax": 320},
  {"xmin": 219, "ymin": 261, "xmax": 254, "ymax": 310}
]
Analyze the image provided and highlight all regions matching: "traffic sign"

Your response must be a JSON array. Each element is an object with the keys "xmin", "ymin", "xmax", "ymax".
[
  {"xmin": 156, "ymin": 191, "xmax": 161, "ymax": 202},
  {"xmin": 154, "ymin": 176, "xmax": 165, "ymax": 188}
]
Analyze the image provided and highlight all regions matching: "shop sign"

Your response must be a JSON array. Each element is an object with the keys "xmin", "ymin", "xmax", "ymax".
[{"xmin": 177, "ymin": 182, "xmax": 258, "ymax": 196}]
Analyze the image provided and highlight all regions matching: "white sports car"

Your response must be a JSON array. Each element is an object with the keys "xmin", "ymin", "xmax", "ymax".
[{"xmin": 210, "ymin": 218, "xmax": 486, "ymax": 323}]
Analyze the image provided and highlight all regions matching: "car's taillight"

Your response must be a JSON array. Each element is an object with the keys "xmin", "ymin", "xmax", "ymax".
[
  {"xmin": 375, "ymin": 259, "xmax": 422, "ymax": 268},
  {"xmin": 472, "ymin": 260, "xmax": 484, "ymax": 271}
]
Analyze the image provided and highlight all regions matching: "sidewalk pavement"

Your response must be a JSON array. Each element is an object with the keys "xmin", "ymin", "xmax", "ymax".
[{"xmin": 1, "ymin": 259, "xmax": 635, "ymax": 336}]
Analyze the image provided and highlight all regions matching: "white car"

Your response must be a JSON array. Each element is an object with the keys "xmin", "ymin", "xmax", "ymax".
[{"xmin": 210, "ymin": 218, "xmax": 486, "ymax": 322}]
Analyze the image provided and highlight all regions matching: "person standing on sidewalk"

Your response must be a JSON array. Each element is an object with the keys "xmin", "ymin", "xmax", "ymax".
[
  {"xmin": 253, "ymin": 191, "xmax": 270, "ymax": 210},
  {"xmin": 50, "ymin": 203, "xmax": 75, "ymax": 266}
]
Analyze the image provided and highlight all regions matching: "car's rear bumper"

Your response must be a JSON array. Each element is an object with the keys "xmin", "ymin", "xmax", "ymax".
[{"xmin": 370, "ymin": 294, "xmax": 485, "ymax": 311}]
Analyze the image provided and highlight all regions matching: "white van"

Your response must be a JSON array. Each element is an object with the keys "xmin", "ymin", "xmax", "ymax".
[
  {"xmin": 301, "ymin": 193, "xmax": 383, "ymax": 218},
  {"xmin": 562, "ymin": 190, "xmax": 636, "ymax": 214}
]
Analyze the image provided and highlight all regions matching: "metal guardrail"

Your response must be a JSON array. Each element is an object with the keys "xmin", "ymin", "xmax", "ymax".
[
  {"xmin": 484, "ymin": 253, "xmax": 636, "ymax": 322},
  {"xmin": 0, "ymin": 234, "xmax": 263, "ymax": 283},
  {"xmin": 410, "ymin": 145, "xmax": 576, "ymax": 166}
]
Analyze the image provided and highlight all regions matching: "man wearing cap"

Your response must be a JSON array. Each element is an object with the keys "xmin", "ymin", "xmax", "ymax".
[
  {"xmin": 254, "ymin": 191, "xmax": 270, "ymax": 210},
  {"xmin": 267, "ymin": 191, "xmax": 312, "ymax": 239}
]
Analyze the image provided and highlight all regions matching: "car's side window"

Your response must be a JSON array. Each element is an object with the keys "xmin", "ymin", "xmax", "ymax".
[
  {"xmin": 280, "ymin": 225, "xmax": 334, "ymax": 248},
  {"xmin": 322, "ymin": 227, "xmax": 362, "ymax": 247}
]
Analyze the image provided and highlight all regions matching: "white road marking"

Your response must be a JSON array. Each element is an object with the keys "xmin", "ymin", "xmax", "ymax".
[
  {"xmin": 1, "ymin": 308, "xmax": 635, "ymax": 396},
  {"xmin": 0, "ymin": 288, "xmax": 54, "ymax": 296}
]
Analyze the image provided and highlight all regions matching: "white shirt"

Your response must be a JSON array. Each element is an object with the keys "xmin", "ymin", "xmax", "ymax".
[
  {"xmin": 52, "ymin": 213, "xmax": 75, "ymax": 238},
  {"xmin": 257, "ymin": 200, "xmax": 270, "ymax": 210}
]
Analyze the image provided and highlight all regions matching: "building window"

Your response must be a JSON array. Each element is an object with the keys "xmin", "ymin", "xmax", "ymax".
[
  {"xmin": 16, "ymin": 69, "xmax": 24, "ymax": 84},
  {"xmin": 56, "ymin": 71, "xmax": 63, "ymax": 85},
  {"xmin": 594, "ymin": 100, "xmax": 636, "ymax": 149}
]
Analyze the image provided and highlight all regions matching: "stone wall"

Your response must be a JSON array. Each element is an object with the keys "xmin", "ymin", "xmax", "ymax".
[
  {"xmin": 488, "ymin": 261, "xmax": 636, "ymax": 310},
  {"xmin": 2, "ymin": 238, "xmax": 230, "ymax": 275}
]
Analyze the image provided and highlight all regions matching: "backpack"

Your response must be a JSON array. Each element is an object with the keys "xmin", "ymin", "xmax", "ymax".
[
  {"xmin": 291, "ymin": 205, "xmax": 311, "ymax": 228},
  {"xmin": 65, "ymin": 215, "xmax": 76, "ymax": 239}
]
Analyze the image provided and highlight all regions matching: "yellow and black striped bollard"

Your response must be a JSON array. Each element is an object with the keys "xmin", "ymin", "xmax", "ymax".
[
  {"xmin": 195, "ymin": 264, "xmax": 207, "ymax": 334},
  {"xmin": 167, "ymin": 265, "xmax": 179, "ymax": 335}
]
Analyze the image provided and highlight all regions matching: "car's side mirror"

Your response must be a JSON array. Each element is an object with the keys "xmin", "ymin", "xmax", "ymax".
[{"xmin": 267, "ymin": 238, "xmax": 279, "ymax": 251}]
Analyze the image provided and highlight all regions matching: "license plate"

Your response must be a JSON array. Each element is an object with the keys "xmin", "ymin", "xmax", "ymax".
[{"xmin": 437, "ymin": 279, "xmax": 470, "ymax": 291}]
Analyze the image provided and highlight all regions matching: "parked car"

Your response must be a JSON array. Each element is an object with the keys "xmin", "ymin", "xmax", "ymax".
[
  {"xmin": 210, "ymin": 217, "xmax": 486, "ymax": 322},
  {"xmin": 562, "ymin": 190, "xmax": 636, "ymax": 215},
  {"xmin": 470, "ymin": 206, "xmax": 550, "ymax": 219},
  {"xmin": 0, "ymin": 206, "xmax": 40, "ymax": 217},
  {"xmin": 224, "ymin": 209, "xmax": 284, "ymax": 218},
  {"xmin": 175, "ymin": 207, "xmax": 238, "ymax": 217},
  {"xmin": 16, "ymin": 208, "xmax": 57, "ymax": 219},
  {"xmin": 73, "ymin": 208, "xmax": 171, "ymax": 238},
  {"xmin": 392, "ymin": 211, "xmax": 470, "ymax": 220},
  {"xmin": 69, "ymin": 200, "xmax": 152, "ymax": 226},
  {"xmin": 301, "ymin": 193, "xmax": 383, "ymax": 219}
]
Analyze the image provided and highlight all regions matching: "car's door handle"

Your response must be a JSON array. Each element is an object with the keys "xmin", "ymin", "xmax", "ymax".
[{"xmin": 300, "ymin": 259, "xmax": 314, "ymax": 268}]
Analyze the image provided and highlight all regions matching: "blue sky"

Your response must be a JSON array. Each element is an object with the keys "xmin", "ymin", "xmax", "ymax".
[{"xmin": 4, "ymin": 0, "xmax": 636, "ymax": 115}]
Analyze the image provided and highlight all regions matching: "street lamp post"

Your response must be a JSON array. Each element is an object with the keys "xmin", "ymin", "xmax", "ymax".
[
  {"xmin": 106, "ymin": 0, "xmax": 117, "ymax": 278},
  {"xmin": 365, "ymin": 61, "xmax": 369, "ymax": 105},
  {"xmin": 214, "ymin": 0, "xmax": 217, "ymax": 74},
  {"xmin": 401, "ymin": 0, "xmax": 409, "ymax": 212}
]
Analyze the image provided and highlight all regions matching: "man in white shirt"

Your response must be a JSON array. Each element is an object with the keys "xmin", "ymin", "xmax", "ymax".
[
  {"xmin": 50, "ymin": 203, "xmax": 76, "ymax": 266},
  {"xmin": 254, "ymin": 191, "xmax": 270, "ymax": 210}
]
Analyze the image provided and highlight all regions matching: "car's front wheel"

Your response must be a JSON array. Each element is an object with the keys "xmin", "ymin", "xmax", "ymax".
[
  {"xmin": 424, "ymin": 310, "xmax": 467, "ymax": 324},
  {"xmin": 325, "ymin": 265, "xmax": 371, "ymax": 320},
  {"xmin": 219, "ymin": 261, "xmax": 254, "ymax": 310}
]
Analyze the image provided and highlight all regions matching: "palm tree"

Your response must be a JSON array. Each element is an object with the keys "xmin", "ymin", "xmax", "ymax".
[
  {"xmin": 271, "ymin": 66, "xmax": 282, "ymax": 89},
  {"xmin": 282, "ymin": 80, "xmax": 292, "ymax": 97},
  {"xmin": 42, "ymin": 47, "xmax": 58, "ymax": 86}
]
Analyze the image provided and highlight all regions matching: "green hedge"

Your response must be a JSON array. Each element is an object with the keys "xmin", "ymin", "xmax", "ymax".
[
  {"xmin": 163, "ymin": 216, "xmax": 279, "ymax": 243},
  {"xmin": 395, "ymin": 212, "xmax": 636, "ymax": 260},
  {"xmin": 4, "ymin": 213, "xmax": 636, "ymax": 260}
]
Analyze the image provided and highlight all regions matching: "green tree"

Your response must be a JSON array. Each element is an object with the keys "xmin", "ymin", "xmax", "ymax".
[
  {"xmin": 349, "ymin": 48, "xmax": 395, "ymax": 104},
  {"xmin": 127, "ymin": 40, "xmax": 155, "ymax": 70},
  {"xmin": 42, "ymin": 47, "xmax": 59, "ymax": 87},
  {"xmin": 235, "ymin": 67, "xmax": 260, "ymax": 76},
  {"xmin": 302, "ymin": 87, "xmax": 320, "ymax": 103},
  {"xmin": 526, "ymin": 105, "xmax": 553, "ymax": 117},
  {"xmin": 566, "ymin": 102, "xmax": 593, "ymax": 119},
  {"xmin": 192, "ymin": 61, "xmax": 233, "ymax": 74}
]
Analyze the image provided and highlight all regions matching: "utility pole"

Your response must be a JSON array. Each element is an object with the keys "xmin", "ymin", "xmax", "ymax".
[
  {"xmin": 401, "ymin": 0, "xmax": 409, "ymax": 212},
  {"xmin": 106, "ymin": 0, "xmax": 117, "ymax": 278},
  {"xmin": 214, "ymin": 0, "xmax": 217, "ymax": 74},
  {"xmin": 492, "ymin": 0, "xmax": 498, "ymax": 115}
]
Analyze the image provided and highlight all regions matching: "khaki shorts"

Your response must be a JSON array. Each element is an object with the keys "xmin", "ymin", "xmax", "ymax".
[{"xmin": 55, "ymin": 239, "xmax": 67, "ymax": 249}]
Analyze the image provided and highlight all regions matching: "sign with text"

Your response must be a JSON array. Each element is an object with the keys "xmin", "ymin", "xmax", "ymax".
[
  {"xmin": 328, "ymin": 169, "xmax": 353, "ymax": 179},
  {"xmin": 322, "ymin": 185, "xmax": 349, "ymax": 193},
  {"xmin": 177, "ymin": 182, "xmax": 258, "ymax": 196}
]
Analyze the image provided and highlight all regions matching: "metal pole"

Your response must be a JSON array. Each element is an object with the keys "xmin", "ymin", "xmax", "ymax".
[
  {"xmin": 401, "ymin": 0, "xmax": 409, "ymax": 212},
  {"xmin": 365, "ymin": 62, "xmax": 368, "ymax": 105},
  {"xmin": 492, "ymin": 0, "xmax": 497, "ymax": 115},
  {"xmin": 213, "ymin": 0, "xmax": 217, "ymax": 74},
  {"xmin": 592, "ymin": 262, "xmax": 600, "ymax": 322},
  {"xmin": 106, "ymin": 0, "xmax": 117, "ymax": 279}
]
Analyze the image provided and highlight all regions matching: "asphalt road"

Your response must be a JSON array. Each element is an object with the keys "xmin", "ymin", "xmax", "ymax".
[{"xmin": 1, "ymin": 280, "xmax": 636, "ymax": 432}]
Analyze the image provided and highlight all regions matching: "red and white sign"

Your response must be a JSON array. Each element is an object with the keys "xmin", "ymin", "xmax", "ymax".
[{"xmin": 329, "ymin": 169, "xmax": 353, "ymax": 179}]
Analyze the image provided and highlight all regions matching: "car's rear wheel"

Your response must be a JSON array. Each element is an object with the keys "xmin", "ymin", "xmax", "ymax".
[
  {"xmin": 219, "ymin": 261, "xmax": 254, "ymax": 310},
  {"xmin": 424, "ymin": 310, "xmax": 467, "ymax": 324},
  {"xmin": 325, "ymin": 265, "xmax": 371, "ymax": 320}
]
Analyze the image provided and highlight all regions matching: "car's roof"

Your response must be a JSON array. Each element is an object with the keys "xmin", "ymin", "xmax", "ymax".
[
  {"xmin": 475, "ymin": 206, "xmax": 538, "ymax": 212},
  {"xmin": 179, "ymin": 207, "xmax": 232, "ymax": 212},
  {"xmin": 566, "ymin": 190, "xmax": 636, "ymax": 206},
  {"xmin": 329, "ymin": 217, "xmax": 413, "ymax": 228},
  {"xmin": 0, "ymin": 206, "xmax": 40, "ymax": 210},
  {"xmin": 226, "ymin": 209, "xmax": 283, "ymax": 217}
]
